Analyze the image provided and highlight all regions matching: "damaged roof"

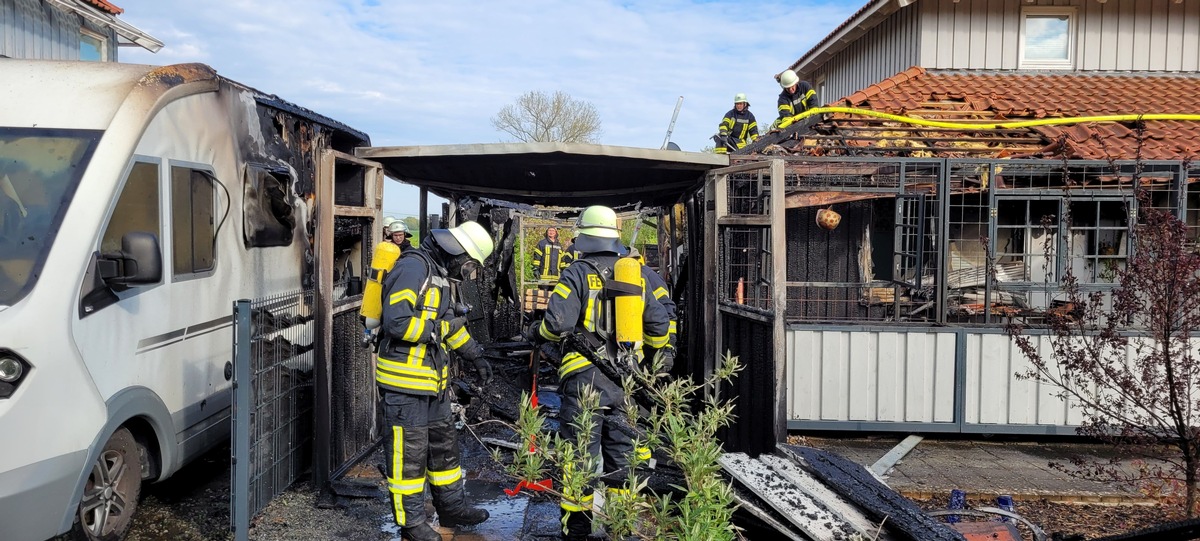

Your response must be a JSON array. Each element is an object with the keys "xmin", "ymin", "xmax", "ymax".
[
  {"xmin": 358, "ymin": 142, "xmax": 727, "ymax": 208},
  {"xmin": 754, "ymin": 67, "xmax": 1200, "ymax": 160}
]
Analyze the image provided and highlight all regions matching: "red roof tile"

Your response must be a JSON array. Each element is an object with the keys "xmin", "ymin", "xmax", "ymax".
[
  {"xmin": 83, "ymin": 0, "xmax": 123, "ymax": 15},
  {"xmin": 810, "ymin": 67, "xmax": 1200, "ymax": 160}
]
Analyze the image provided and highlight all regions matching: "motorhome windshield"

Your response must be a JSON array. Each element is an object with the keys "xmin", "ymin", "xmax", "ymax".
[{"xmin": 0, "ymin": 128, "xmax": 101, "ymax": 307}]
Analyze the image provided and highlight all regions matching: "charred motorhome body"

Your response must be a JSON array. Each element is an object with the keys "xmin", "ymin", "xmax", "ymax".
[{"xmin": 0, "ymin": 60, "xmax": 374, "ymax": 541}]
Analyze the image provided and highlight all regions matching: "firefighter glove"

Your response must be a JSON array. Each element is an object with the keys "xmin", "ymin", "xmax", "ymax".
[
  {"xmin": 525, "ymin": 319, "xmax": 544, "ymax": 344},
  {"xmin": 473, "ymin": 356, "xmax": 493, "ymax": 383},
  {"xmin": 654, "ymin": 347, "xmax": 676, "ymax": 374}
]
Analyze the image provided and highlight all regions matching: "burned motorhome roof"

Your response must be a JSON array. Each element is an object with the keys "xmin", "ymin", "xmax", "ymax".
[
  {"xmin": 748, "ymin": 67, "xmax": 1200, "ymax": 161},
  {"xmin": 357, "ymin": 142, "xmax": 728, "ymax": 207}
]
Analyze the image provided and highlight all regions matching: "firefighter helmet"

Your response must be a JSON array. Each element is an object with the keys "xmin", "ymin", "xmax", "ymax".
[
  {"xmin": 734, "ymin": 93, "xmax": 749, "ymax": 105},
  {"xmin": 386, "ymin": 220, "xmax": 412, "ymax": 238},
  {"xmin": 779, "ymin": 69, "xmax": 800, "ymax": 89},
  {"xmin": 434, "ymin": 221, "xmax": 494, "ymax": 264},
  {"xmin": 577, "ymin": 205, "xmax": 620, "ymax": 238}
]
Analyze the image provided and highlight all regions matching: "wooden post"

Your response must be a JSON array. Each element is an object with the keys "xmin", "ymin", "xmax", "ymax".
[
  {"xmin": 770, "ymin": 159, "xmax": 788, "ymax": 445},
  {"xmin": 313, "ymin": 149, "xmax": 335, "ymax": 490}
]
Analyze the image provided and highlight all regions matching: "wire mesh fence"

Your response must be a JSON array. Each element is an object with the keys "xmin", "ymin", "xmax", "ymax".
[{"xmin": 231, "ymin": 289, "xmax": 315, "ymax": 540}]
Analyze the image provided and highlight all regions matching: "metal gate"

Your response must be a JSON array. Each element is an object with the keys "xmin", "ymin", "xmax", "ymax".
[{"xmin": 706, "ymin": 159, "xmax": 787, "ymax": 455}]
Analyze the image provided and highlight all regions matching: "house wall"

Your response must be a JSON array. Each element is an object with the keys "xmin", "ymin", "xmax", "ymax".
[
  {"xmin": 0, "ymin": 0, "xmax": 118, "ymax": 61},
  {"xmin": 800, "ymin": 6, "xmax": 921, "ymax": 104},
  {"xmin": 917, "ymin": 0, "xmax": 1200, "ymax": 72}
]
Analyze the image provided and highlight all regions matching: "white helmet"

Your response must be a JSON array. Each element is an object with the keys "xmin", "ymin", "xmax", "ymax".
[
  {"xmin": 574, "ymin": 205, "xmax": 624, "ymax": 254},
  {"xmin": 431, "ymin": 221, "xmax": 494, "ymax": 265},
  {"xmin": 779, "ymin": 69, "xmax": 800, "ymax": 89},
  {"xmin": 386, "ymin": 220, "xmax": 411, "ymax": 237},
  {"xmin": 733, "ymin": 93, "xmax": 749, "ymax": 105},
  {"xmin": 382, "ymin": 216, "xmax": 396, "ymax": 230}
]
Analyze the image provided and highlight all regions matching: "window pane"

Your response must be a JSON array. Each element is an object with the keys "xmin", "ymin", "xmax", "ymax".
[
  {"xmin": 102, "ymin": 162, "xmax": 159, "ymax": 253},
  {"xmin": 1025, "ymin": 15, "xmax": 1069, "ymax": 61},
  {"xmin": 171, "ymin": 166, "xmax": 216, "ymax": 275},
  {"xmin": 80, "ymin": 34, "xmax": 103, "ymax": 62}
]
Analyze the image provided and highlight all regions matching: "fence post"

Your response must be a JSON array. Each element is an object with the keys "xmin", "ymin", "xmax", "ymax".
[{"xmin": 230, "ymin": 299, "xmax": 252, "ymax": 541}]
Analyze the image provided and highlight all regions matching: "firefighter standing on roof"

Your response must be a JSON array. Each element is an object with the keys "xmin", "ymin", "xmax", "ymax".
[
  {"xmin": 377, "ymin": 221, "xmax": 495, "ymax": 541},
  {"xmin": 530, "ymin": 206, "xmax": 672, "ymax": 540},
  {"xmin": 772, "ymin": 69, "xmax": 817, "ymax": 130},
  {"xmin": 715, "ymin": 93, "xmax": 758, "ymax": 154}
]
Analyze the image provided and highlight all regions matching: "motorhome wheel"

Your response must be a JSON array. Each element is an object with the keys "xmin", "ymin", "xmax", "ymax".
[{"xmin": 71, "ymin": 427, "xmax": 143, "ymax": 541}]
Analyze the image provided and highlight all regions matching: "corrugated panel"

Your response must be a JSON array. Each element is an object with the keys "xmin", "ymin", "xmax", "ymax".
[
  {"xmin": 788, "ymin": 329, "xmax": 956, "ymax": 423},
  {"xmin": 963, "ymin": 334, "xmax": 1082, "ymax": 427}
]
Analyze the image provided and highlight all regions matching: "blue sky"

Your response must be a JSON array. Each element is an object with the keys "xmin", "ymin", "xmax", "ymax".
[{"xmin": 117, "ymin": 0, "xmax": 862, "ymax": 217}]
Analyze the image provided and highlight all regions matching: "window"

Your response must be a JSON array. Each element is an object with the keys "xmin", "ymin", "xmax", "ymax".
[
  {"xmin": 995, "ymin": 199, "xmax": 1059, "ymax": 283},
  {"xmin": 1020, "ymin": 7, "xmax": 1075, "ymax": 70},
  {"xmin": 1066, "ymin": 200, "xmax": 1128, "ymax": 284},
  {"xmin": 101, "ymin": 161, "xmax": 161, "ymax": 254},
  {"xmin": 171, "ymin": 166, "xmax": 216, "ymax": 276},
  {"xmin": 79, "ymin": 29, "xmax": 107, "ymax": 62}
]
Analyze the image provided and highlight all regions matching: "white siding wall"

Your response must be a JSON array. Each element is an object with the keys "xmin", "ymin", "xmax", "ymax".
[
  {"xmin": 918, "ymin": 0, "xmax": 1200, "ymax": 72},
  {"xmin": 804, "ymin": 7, "xmax": 921, "ymax": 104},
  {"xmin": 962, "ymin": 334, "xmax": 1084, "ymax": 427},
  {"xmin": 788, "ymin": 329, "xmax": 957, "ymax": 423},
  {"xmin": 0, "ymin": 0, "xmax": 118, "ymax": 61}
]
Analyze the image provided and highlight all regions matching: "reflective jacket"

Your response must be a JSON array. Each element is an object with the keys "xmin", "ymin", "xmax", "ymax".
[
  {"xmin": 718, "ymin": 108, "xmax": 758, "ymax": 150},
  {"xmin": 533, "ymin": 237, "xmax": 564, "ymax": 279},
  {"xmin": 642, "ymin": 266, "xmax": 677, "ymax": 347},
  {"xmin": 773, "ymin": 81, "xmax": 817, "ymax": 129},
  {"xmin": 538, "ymin": 254, "xmax": 671, "ymax": 379},
  {"xmin": 377, "ymin": 250, "xmax": 481, "ymax": 396}
]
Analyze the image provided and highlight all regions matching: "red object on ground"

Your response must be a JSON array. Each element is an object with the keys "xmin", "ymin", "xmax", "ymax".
[
  {"xmin": 504, "ymin": 479, "xmax": 552, "ymax": 496},
  {"xmin": 950, "ymin": 521, "xmax": 1022, "ymax": 541}
]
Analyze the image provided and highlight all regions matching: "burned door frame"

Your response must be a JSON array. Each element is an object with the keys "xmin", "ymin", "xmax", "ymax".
[
  {"xmin": 705, "ymin": 159, "xmax": 788, "ymax": 453},
  {"xmin": 314, "ymin": 148, "xmax": 385, "ymax": 489}
]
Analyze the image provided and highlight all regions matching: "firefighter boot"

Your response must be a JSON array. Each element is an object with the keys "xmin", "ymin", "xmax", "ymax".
[
  {"xmin": 563, "ymin": 509, "xmax": 593, "ymax": 540},
  {"xmin": 400, "ymin": 522, "xmax": 441, "ymax": 541},
  {"xmin": 438, "ymin": 505, "xmax": 490, "ymax": 528}
]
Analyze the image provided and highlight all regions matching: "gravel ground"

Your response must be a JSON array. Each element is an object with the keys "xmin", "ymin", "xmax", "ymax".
[{"xmin": 914, "ymin": 496, "xmax": 1173, "ymax": 539}]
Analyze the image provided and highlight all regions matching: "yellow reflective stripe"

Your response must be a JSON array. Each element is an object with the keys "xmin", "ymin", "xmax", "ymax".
[
  {"xmin": 645, "ymin": 333, "xmax": 668, "ymax": 348},
  {"xmin": 779, "ymin": 103, "xmax": 794, "ymax": 115},
  {"xmin": 389, "ymin": 289, "xmax": 417, "ymax": 306},
  {"xmin": 428, "ymin": 467, "xmax": 462, "ymax": 486},
  {"xmin": 560, "ymin": 493, "xmax": 594, "ymax": 512},
  {"xmin": 533, "ymin": 248, "xmax": 543, "ymax": 256},
  {"xmin": 389, "ymin": 477, "xmax": 426, "ymax": 495},
  {"xmin": 401, "ymin": 318, "xmax": 425, "ymax": 342},
  {"xmin": 390, "ymin": 426, "xmax": 406, "ymax": 524},
  {"xmin": 539, "ymin": 320, "xmax": 560, "ymax": 342},
  {"xmin": 804, "ymin": 89, "xmax": 816, "ymax": 106},
  {"xmin": 553, "ymin": 283, "xmax": 571, "ymax": 299},
  {"xmin": 636, "ymin": 447, "xmax": 652, "ymax": 461},
  {"xmin": 446, "ymin": 327, "xmax": 470, "ymax": 349},
  {"xmin": 423, "ymin": 288, "xmax": 440, "ymax": 315},
  {"xmin": 559, "ymin": 352, "xmax": 592, "ymax": 378},
  {"xmin": 376, "ymin": 372, "xmax": 440, "ymax": 392},
  {"xmin": 583, "ymin": 297, "xmax": 595, "ymax": 331},
  {"xmin": 406, "ymin": 343, "xmax": 426, "ymax": 364},
  {"xmin": 378, "ymin": 357, "xmax": 438, "ymax": 378},
  {"xmin": 669, "ymin": 320, "xmax": 677, "ymax": 333},
  {"xmin": 653, "ymin": 286, "xmax": 668, "ymax": 300}
]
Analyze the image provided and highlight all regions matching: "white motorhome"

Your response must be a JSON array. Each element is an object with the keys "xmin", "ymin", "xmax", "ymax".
[{"xmin": 0, "ymin": 60, "xmax": 371, "ymax": 541}]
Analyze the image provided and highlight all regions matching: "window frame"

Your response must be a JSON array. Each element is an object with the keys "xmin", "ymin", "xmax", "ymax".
[
  {"xmin": 79, "ymin": 28, "xmax": 108, "ymax": 62},
  {"xmin": 168, "ymin": 161, "xmax": 219, "ymax": 281},
  {"xmin": 1018, "ymin": 6, "xmax": 1076, "ymax": 70},
  {"xmin": 93, "ymin": 156, "xmax": 165, "ymax": 296}
]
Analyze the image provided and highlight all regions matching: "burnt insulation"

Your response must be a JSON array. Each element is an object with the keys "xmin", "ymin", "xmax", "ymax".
[
  {"xmin": 717, "ymin": 314, "xmax": 777, "ymax": 457},
  {"xmin": 782, "ymin": 445, "xmax": 966, "ymax": 541}
]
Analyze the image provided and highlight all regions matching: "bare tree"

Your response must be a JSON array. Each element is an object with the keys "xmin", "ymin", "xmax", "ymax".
[
  {"xmin": 1007, "ymin": 129, "xmax": 1200, "ymax": 515},
  {"xmin": 491, "ymin": 90, "xmax": 602, "ymax": 143}
]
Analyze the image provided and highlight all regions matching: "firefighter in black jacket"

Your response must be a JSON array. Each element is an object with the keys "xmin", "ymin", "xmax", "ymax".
[
  {"xmin": 629, "ymin": 248, "xmax": 677, "ymax": 361},
  {"xmin": 377, "ymin": 221, "xmax": 495, "ymax": 541},
  {"xmin": 530, "ymin": 206, "xmax": 672, "ymax": 540},
  {"xmin": 532, "ymin": 226, "xmax": 565, "ymax": 280},
  {"xmin": 715, "ymin": 93, "xmax": 758, "ymax": 154},
  {"xmin": 772, "ymin": 69, "xmax": 817, "ymax": 130}
]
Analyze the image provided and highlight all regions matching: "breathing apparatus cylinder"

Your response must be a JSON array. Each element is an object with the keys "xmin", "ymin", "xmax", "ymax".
[
  {"xmin": 613, "ymin": 256, "xmax": 644, "ymax": 346},
  {"xmin": 360, "ymin": 240, "xmax": 402, "ymax": 329}
]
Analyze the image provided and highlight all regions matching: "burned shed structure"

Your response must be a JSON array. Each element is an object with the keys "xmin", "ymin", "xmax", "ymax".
[{"xmin": 736, "ymin": 67, "xmax": 1200, "ymax": 435}]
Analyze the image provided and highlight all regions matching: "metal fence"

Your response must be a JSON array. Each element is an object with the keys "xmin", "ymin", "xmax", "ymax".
[
  {"xmin": 231, "ymin": 290, "xmax": 316, "ymax": 541},
  {"xmin": 774, "ymin": 157, "xmax": 1200, "ymax": 326}
]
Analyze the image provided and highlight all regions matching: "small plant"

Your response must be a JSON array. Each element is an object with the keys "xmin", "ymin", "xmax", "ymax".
[{"xmin": 502, "ymin": 352, "xmax": 743, "ymax": 540}]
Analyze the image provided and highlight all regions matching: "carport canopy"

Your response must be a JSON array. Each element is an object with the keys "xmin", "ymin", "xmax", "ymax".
[{"xmin": 356, "ymin": 142, "xmax": 729, "ymax": 208}]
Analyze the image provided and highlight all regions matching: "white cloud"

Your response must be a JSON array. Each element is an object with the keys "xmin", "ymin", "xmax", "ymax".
[{"xmin": 116, "ymin": 0, "xmax": 860, "ymax": 216}]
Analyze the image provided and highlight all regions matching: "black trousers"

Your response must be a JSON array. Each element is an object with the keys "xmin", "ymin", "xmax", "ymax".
[
  {"xmin": 557, "ymin": 366, "xmax": 634, "ymax": 511},
  {"xmin": 381, "ymin": 390, "xmax": 468, "ymax": 527}
]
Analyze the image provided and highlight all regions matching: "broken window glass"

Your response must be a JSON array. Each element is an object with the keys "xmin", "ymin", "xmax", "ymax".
[{"xmin": 243, "ymin": 164, "xmax": 296, "ymax": 248}]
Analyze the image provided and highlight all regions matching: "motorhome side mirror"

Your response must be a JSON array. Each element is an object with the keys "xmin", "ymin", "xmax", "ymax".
[{"xmin": 98, "ymin": 232, "xmax": 163, "ymax": 288}]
